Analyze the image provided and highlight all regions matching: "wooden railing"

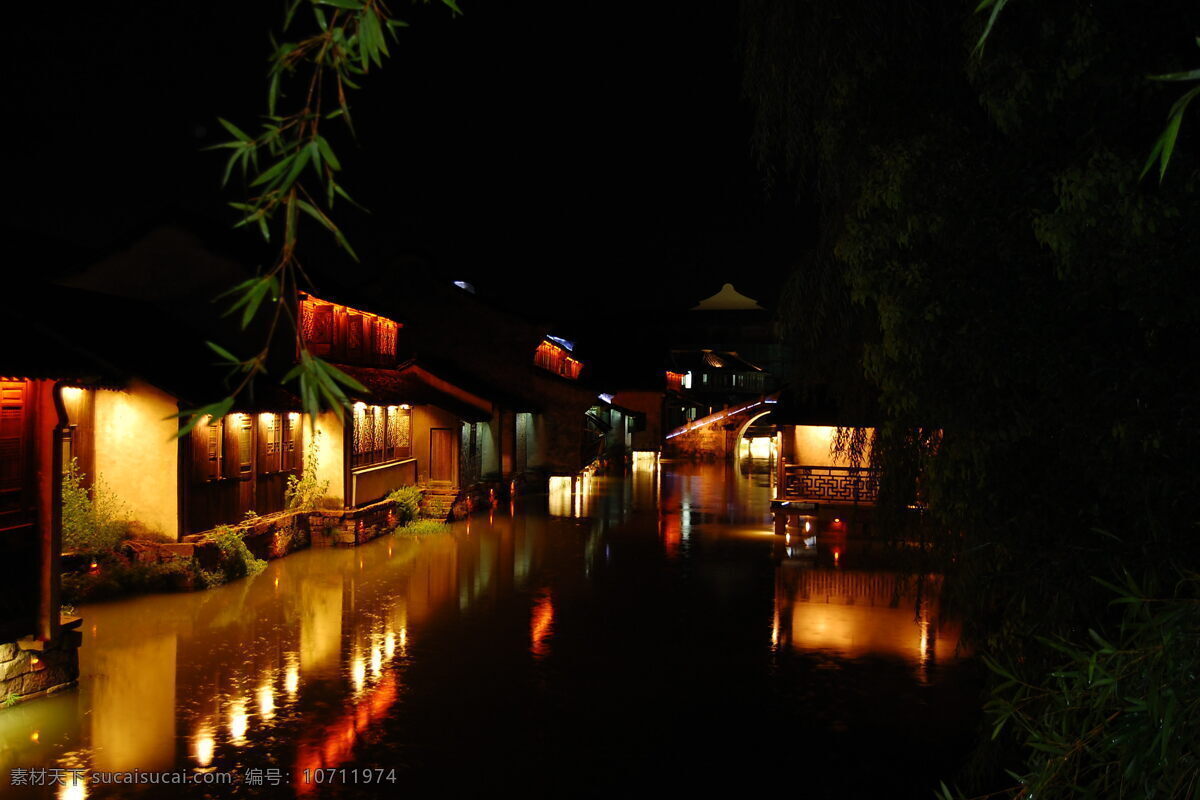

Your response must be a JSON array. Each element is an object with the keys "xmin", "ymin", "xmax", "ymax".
[{"xmin": 780, "ymin": 464, "xmax": 879, "ymax": 505}]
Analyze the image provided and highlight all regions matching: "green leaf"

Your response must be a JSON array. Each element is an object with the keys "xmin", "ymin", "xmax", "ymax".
[
  {"xmin": 972, "ymin": 0, "xmax": 1008, "ymax": 58},
  {"xmin": 205, "ymin": 341, "xmax": 241, "ymax": 364},
  {"xmin": 315, "ymin": 135, "xmax": 341, "ymax": 170},
  {"xmin": 281, "ymin": 145, "xmax": 312, "ymax": 191},
  {"xmin": 172, "ymin": 396, "xmax": 235, "ymax": 439},
  {"xmin": 315, "ymin": 0, "xmax": 363, "ymax": 8},
  {"xmin": 1149, "ymin": 68, "xmax": 1200, "ymax": 83},
  {"xmin": 440, "ymin": 0, "xmax": 463, "ymax": 14},
  {"xmin": 217, "ymin": 117, "xmax": 252, "ymax": 142},
  {"xmin": 250, "ymin": 154, "xmax": 294, "ymax": 188},
  {"xmin": 315, "ymin": 357, "xmax": 369, "ymax": 393}
]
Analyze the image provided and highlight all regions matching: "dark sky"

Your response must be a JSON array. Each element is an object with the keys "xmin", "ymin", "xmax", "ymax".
[{"xmin": 8, "ymin": 2, "xmax": 803, "ymax": 322}]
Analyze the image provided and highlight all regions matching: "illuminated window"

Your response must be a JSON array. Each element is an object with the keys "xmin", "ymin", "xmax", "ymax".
[
  {"xmin": 259, "ymin": 413, "xmax": 299, "ymax": 473},
  {"xmin": 534, "ymin": 340, "xmax": 583, "ymax": 380},
  {"xmin": 299, "ymin": 294, "xmax": 401, "ymax": 367},
  {"xmin": 352, "ymin": 404, "xmax": 411, "ymax": 468},
  {"xmin": 201, "ymin": 417, "xmax": 224, "ymax": 481},
  {"xmin": 665, "ymin": 371, "xmax": 685, "ymax": 392}
]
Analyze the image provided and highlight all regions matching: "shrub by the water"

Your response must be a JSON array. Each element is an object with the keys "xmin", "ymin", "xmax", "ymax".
[
  {"xmin": 285, "ymin": 431, "xmax": 331, "ymax": 511},
  {"xmin": 61, "ymin": 458, "xmax": 129, "ymax": 555},
  {"xmin": 61, "ymin": 557, "xmax": 205, "ymax": 604},
  {"xmin": 387, "ymin": 486, "xmax": 423, "ymax": 525},
  {"xmin": 208, "ymin": 526, "xmax": 267, "ymax": 582}
]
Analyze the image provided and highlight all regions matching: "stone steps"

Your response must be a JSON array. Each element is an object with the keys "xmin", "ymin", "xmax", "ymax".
[{"xmin": 418, "ymin": 487, "xmax": 459, "ymax": 521}]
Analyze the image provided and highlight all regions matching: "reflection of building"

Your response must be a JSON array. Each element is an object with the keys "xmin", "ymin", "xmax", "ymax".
[
  {"xmin": 88, "ymin": 633, "xmax": 177, "ymax": 770},
  {"xmin": 773, "ymin": 568, "xmax": 959, "ymax": 679}
]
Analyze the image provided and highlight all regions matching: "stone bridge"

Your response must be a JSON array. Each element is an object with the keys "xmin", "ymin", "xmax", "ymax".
[{"xmin": 663, "ymin": 394, "xmax": 779, "ymax": 460}]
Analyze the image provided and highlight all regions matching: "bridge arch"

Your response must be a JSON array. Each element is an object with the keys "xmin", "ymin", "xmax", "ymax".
[{"xmin": 663, "ymin": 394, "xmax": 780, "ymax": 461}]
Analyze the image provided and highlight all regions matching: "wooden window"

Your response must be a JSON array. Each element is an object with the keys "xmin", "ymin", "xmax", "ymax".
[
  {"xmin": 236, "ymin": 415, "xmax": 253, "ymax": 474},
  {"xmin": 351, "ymin": 404, "xmax": 411, "ymax": 469},
  {"xmin": 299, "ymin": 295, "xmax": 401, "ymax": 367},
  {"xmin": 190, "ymin": 417, "xmax": 224, "ymax": 482},
  {"xmin": 534, "ymin": 340, "xmax": 583, "ymax": 380},
  {"xmin": 281, "ymin": 413, "xmax": 298, "ymax": 471}
]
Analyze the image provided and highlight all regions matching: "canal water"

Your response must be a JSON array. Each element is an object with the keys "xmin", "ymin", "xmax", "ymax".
[{"xmin": 1, "ymin": 464, "xmax": 979, "ymax": 799}]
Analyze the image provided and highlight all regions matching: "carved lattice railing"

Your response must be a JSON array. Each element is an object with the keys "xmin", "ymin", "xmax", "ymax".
[{"xmin": 781, "ymin": 464, "xmax": 879, "ymax": 505}]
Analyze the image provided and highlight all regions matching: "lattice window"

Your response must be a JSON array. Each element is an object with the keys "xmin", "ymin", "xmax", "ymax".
[
  {"xmin": 352, "ymin": 404, "xmax": 411, "ymax": 469},
  {"xmin": 205, "ymin": 418, "xmax": 224, "ymax": 480}
]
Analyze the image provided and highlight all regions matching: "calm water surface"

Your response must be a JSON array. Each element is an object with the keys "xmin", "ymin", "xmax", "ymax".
[{"xmin": 1, "ymin": 464, "xmax": 979, "ymax": 799}]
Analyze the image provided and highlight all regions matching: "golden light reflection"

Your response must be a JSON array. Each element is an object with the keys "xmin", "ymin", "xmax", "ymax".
[
  {"xmin": 228, "ymin": 699, "xmax": 248, "ymax": 744},
  {"xmin": 257, "ymin": 681, "xmax": 276, "ymax": 721},
  {"xmin": 370, "ymin": 641, "xmax": 383, "ymax": 678},
  {"xmin": 193, "ymin": 723, "xmax": 215, "ymax": 767},
  {"xmin": 384, "ymin": 630, "xmax": 396, "ymax": 660},
  {"xmin": 399, "ymin": 627, "xmax": 408, "ymax": 655},
  {"xmin": 285, "ymin": 658, "xmax": 300, "ymax": 698},
  {"xmin": 351, "ymin": 649, "xmax": 366, "ymax": 693},
  {"xmin": 530, "ymin": 590, "xmax": 554, "ymax": 659},
  {"xmin": 632, "ymin": 450, "xmax": 658, "ymax": 470},
  {"xmin": 58, "ymin": 775, "xmax": 87, "ymax": 800},
  {"xmin": 548, "ymin": 475, "xmax": 573, "ymax": 516},
  {"xmin": 773, "ymin": 568, "xmax": 961, "ymax": 675}
]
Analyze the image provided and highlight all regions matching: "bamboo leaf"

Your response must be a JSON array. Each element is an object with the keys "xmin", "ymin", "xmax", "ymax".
[
  {"xmin": 205, "ymin": 341, "xmax": 241, "ymax": 364},
  {"xmin": 217, "ymin": 117, "xmax": 252, "ymax": 142},
  {"xmin": 315, "ymin": 0, "xmax": 363, "ymax": 8},
  {"xmin": 315, "ymin": 135, "xmax": 341, "ymax": 170},
  {"xmin": 281, "ymin": 145, "xmax": 312, "ymax": 191},
  {"xmin": 972, "ymin": 0, "xmax": 1008, "ymax": 58},
  {"xmin": 172, "ymin": 396, "xmax": 235, "ymax": 439},
  {"xmin": 251, "ymin": 154, "xmax": 294, "ymax": 188},
  {"xmin": 315, "ymin": 356, "xmax": 369, "ymax": 393}
]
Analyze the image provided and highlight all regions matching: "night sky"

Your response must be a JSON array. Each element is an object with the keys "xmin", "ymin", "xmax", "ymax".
[{"xmin": 8, "ymin": 2, "xmax": 802, "ymax": 322}]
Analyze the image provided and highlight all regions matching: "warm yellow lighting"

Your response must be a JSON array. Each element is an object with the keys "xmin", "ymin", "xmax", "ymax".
[
  {"xmin": 632, "ymin": 451, "xmax": 658, "ymax": 470},
  {"xmin": 548, "ymin": 476, "xmax": 573, "ymax": 517},
  {"xmin": 257, "ymin": 681, "xmax": 276, "ymax": 720},
  {"xmin": 351, "ymin": 651, "xmax": 366, "ymax": 692},
  {"xmin": 288, "ymin": 412, "xmax": 300, "ymax": 423},
  {"xmin": 193, "ymin": 723, "xmax": 215, "ymax": 766},
  {"xmin": 399, "ymin": 627, "xmax": 408, "ymax": 653},
  {"xmin": 747, "ymin": 436, "xmax": 773, "ymax": 459},
  {"xmin": 384, "ymin": 630, "xmax": 396, "ymax": 660},
  {"xmin": 353, "ymin": 401, "xmax": 368, "ymax": 412},
  {"xmin": 399, "ymin": 404, "xmax": 411, "ymax": 410},
  {"xmin": 30, "ymin": 730, "xmax": 39, "ymax": 743},
  {"xmin": 370, "ymin": 643, "xmax": 383, "ymax": 678},
  {"xmin": 804, "ymin": 521, "xmax": 812, "ymax": 533},
  {"xmin": 61, "ymin": 386, "xmax": 85, "ymax": 402},
  {"xmin": 284, "ymin": 658, "xmax": 300, "ymax": 697},
  {"xmin": 58, "ymin": 774, "xmax": 87, "ymax": 800},
  {"xmin": 228, "ymin": 699, "xmax": 248, "ymax": 743}
]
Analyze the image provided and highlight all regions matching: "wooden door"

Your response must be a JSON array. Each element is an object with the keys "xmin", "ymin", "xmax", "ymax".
[
  {"xmin": 0, "ymin": 380, "xmax": 33, "ymax": 534},
  {"xmin": 430, "ymin": 428, "xmax": 455, "ymax": 484},
  {"xmin": 0, "ymin": 379, "xmax": 37, "ymax": 641}
]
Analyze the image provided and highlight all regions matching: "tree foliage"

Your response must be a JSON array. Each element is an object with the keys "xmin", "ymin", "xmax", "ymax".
[
  {"xmin": 182, "ymin": 0, "xmax": 461, "ymax": 436},
  {"xmin": 741, "ymin": 1, "xmax": 1200, "ymax": 794}
]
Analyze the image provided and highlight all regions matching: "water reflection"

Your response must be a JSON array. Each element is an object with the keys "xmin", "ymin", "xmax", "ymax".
[
  {"xmin": 2, "ymin": 463, "xmax": 974, "ymax": 799},
  {"xmin": 773, "ymin": 568, "xmax": 961, "ymax": 682}
]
